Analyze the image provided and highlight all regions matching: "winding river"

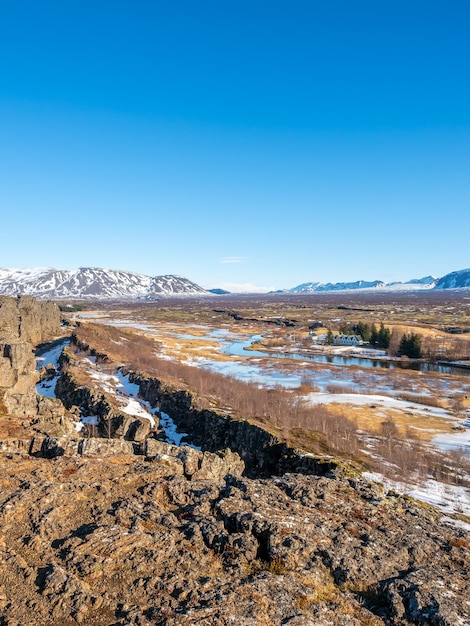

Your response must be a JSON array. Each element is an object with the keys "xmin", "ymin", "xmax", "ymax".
[{"xmin": 179, "ymin": 330, "xmax": 470, "ymax": 377}]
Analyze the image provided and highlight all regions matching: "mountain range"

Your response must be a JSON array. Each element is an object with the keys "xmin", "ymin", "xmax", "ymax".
[
  {"xmin": 0, "ymin": 267, "xmax": 208, "ymax": 299},
  {"xmin": 289, "ymin": 276, "xmax": 437, "ymax": 293},
  {"xmin": 0, "ymin": 266, "xmax": 469, "ymax": 299},
  {"xmin": 288, "ymin": 270, "xmax": 470, "ymax": 293}
]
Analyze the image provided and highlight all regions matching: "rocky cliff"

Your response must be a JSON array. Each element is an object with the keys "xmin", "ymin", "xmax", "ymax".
[
  {"xmin": 0, "ymin": 296, "xmax": 66, "ymax": 424},
  {"xmin": 0, "ymin": 295, "xmax": 61, "ymax": 344}
]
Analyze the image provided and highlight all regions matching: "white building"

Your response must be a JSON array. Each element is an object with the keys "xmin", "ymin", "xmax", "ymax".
[{"xmin": 333, "ymin": 334, "xmax": 362, "ymax": 346}]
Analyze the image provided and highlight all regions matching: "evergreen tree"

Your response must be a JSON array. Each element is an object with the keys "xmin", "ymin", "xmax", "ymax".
[
  {"xmin": 408, "ymin": 333, "xmax": 422, "ymax": 358},
  {"xmin": 369, "ymin": 323, "xmax": 378, "ymax": 347},
  {"xmin": 326, "ymin": 329, "xmax": 334, "ymax": 345},
  {"xmin": 355, "ymin": 321, "xmax": 371, "ymax": 342},
  {"xmin": 377, "ymin": 323, "xmax": 391, "ymax": 349},
  {"xmin": 398, "ymin": 332, "xmax": 422, "ymax": 358}
]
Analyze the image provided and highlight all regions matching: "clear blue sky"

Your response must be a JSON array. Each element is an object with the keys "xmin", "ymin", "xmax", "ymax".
[{"xmin": 1, "ymin": 1, "xmax": 469, "ymax": 291}]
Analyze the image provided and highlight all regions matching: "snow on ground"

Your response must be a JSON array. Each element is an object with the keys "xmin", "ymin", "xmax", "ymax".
[
  {"xmin": 114, "ymin": 370, "xmax": 199, "ymax": 447},
  {"xmin": 120, "ymin": 398, "xmax": 156, "ymax": 426},
  {"xmin": 308, "ymin": 392, "xmax": 470, "ymax": 456},
  {"xmin": 114, "ymin": 370, "xmax": 199, "ymax": 448},
  {"xmin": 114, "ymin": 371, "xmax": 156, "ymax": 427},
  {"xmin": 84, "ymin": 368, "xmax": 157, "ymax": 427},
  {"xmin": 115, "ymin": 370, "xmax": 199, "ymax": 448},
  {"xmin": 192, "ymin": 356, "xmax": 303, "ymax": 388},
  {"xmin": 159, "ymin": 410, "xmax": 200, "ymax": 449},
  {"xmin": 35, "ymin": 339, "xmax": 70, "ymax": 399},
  {"xmin": 74, "ymin": 415, "xmax": 99, "ymax": 432},
  {"xmin": 74, "ymin": 362, "xmax": 198, "ymax": 443},
  {"xmin": 115, "ymin": 370, "xmax": 141, "ymax": 397},
  {"xmin": 35, "ymin": 343, "xmax": 67, "ymax": 370},
  {"xmin": 363, "ymin": 471, "xmax": 470, "ymax": 527},
  {"xmin": 307, "ymin": 392, "xmax": 452, "ymax": 419},
  {"xmin": 321, "ymin": 346, "xmax": 388, "ymax": 358},
  {"xmin": 88, "ymin": 369, "xmax": 120, "ymax": 394},
  {"xmin": 433, "ymin": 417, "xmax": 470, "ymax": 454}
]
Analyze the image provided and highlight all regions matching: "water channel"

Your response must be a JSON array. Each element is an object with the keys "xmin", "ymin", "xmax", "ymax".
[{"xmin": 178, "ymin": 329, "xmax": 470, "ymax": 377}]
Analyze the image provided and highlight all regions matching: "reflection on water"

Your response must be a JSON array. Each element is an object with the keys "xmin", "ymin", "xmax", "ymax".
[{"xmin": 178, "ymin": 331, "xmax": 470, "ymax": 377}]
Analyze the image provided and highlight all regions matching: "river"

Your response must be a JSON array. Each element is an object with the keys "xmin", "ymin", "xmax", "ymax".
[{"xmin": 178, "ymin": 330, "xmax": 470, "ymax": 377}]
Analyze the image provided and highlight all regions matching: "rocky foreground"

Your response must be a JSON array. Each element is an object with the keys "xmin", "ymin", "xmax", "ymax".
[
  {"xmin": 1, "ymin": 296, "xmax": 469, "ymax": 625},
  {"xmin": 1, "ymin": 443, "xmax": 469, "ymax": 626}
]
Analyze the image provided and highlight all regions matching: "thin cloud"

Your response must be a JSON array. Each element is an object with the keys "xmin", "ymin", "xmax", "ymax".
[{"xmin": 220, "ymin": 256, "xmax": 246, "ymax": 264}]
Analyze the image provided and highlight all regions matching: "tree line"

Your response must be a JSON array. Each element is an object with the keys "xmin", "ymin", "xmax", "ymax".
[{"xmin": 337, "ymin": 321, "xmax": 422, "ymax": 357}]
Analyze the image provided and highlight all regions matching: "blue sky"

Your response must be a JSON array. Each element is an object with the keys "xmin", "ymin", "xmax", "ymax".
[{"xmin": 1, "ymin": 1, "xmax": 469, "ymax": 291}]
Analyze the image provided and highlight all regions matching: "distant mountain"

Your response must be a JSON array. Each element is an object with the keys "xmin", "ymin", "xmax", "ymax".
[
  {"xmin": 2, "ymin": 266, "xmax": 468, "ymax": 299},
  {"xmin": 207, "ymin": 288, "xmax": 231, "ymax": 295},
  {"xmin": 292, "ymin": 280, "xmax": 386, "ymax": 293},
  {"xmin": 0, "ymin": 267, "xmax": 209, "ymax": 300},
  {"xmin": 289, "ymin": 276, "xmax": 438, "ymax": 293},
  {"xmin": 406, "ymin": 275, "xmax": 437, "ymax": 286},
  {"xmin": 434, "ymin": 268, "xmax": 470, "ymax": 290}
]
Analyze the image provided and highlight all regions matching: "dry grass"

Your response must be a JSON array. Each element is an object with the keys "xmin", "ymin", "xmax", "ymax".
[
  {"xmin": 244, "ymin": 556, "xmax": 288, "ymax": 577},
  {"xmin": 448, "ymin": 537, "xmax": 470, "ymax": 549},
  {"xmin": 327, "ymin": 403, "xmax": 458, "ymax": 441},
  {"xmin": 326, "ymin": 384, "xmax": 359, "ymax": 394},
  {"xmin": 0, "ymin": 414, "xmax": 33, "ymax": 439},
  {"xmin": 396, "ymin": 392, "xmax": 447, "ymax": 409},
  {"xmin": 237, "ymin": 585, "xmax": 276, "ymax": 626},
  {"xmin": 293, "ymin": 575, "xmax": 385, "ymax": 625},
  {"xmin": 156, "ymin": 334, "xmax": 227, "ymax": 361}
]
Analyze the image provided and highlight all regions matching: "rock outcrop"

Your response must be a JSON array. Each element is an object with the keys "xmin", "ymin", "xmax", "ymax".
[
  {"xmin": 0, "ymin": 297, "xmax": 58, "ymax": 416},
  {"xmin": 54, "ymin": 364, "xmax": 159, "ymax": 442},
  {"xmin": 0, "ymin": 452, "xmax": 468, "ymax": 626},
  {"xmin": 0, "ymin": 295, "xmax": 61, "ymax": 345},
  {"xmin": 133, "ymin": 374, "xmax": 340, "ymax": 478},
  {"xmin": 0, "ymin": 296, "xmax": 69, "ymax": 427}
]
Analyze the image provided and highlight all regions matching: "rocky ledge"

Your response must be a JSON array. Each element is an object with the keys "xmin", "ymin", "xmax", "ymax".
[{"xmin": 0, "ymin": 448, "xmax": 468, "ymax": 626}]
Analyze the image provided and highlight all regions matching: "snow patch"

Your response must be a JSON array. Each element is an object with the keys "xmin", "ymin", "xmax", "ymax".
[
  {"xmin": 363, "ymin": 471, "xmax": 470, "ymax": 522},
  {"xmin": 158, "ymin": 410, "xmax": 200, "ymax": 449}
]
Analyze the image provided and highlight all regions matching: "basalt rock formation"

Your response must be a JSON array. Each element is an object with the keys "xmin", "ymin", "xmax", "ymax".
[
  {"xmin": 0, "ymin": 451, "xmax": 469, "ymax": 626},
  {"xmin": 0, "ymin": 295, "xmax": 61, "ymax": 345},
  {"xmin": 0, "ymin": 296, "xmax": 66, "ymax": 423},
  {"xmin": 135, "ymin": 373, "xmax": 338, "ymax": 478}
]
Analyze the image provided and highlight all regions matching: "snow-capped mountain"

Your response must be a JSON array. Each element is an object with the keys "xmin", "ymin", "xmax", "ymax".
[
  {"xmin": 405, "ymin": 276, "xmax": 438, "ymax": 286},
  {"xmin": 434, "ymin": 269, "xmax": 470, "ymax": 290},
  {"xmin": 288, "ymin": 276, "xmax": 440, "ymax": 293},
  {"xmin": 0, "ymin": 267, "xmax": 209, "ymax": 300},
  {"xmin": 288, "ymin": 272, "xmax": 470, "ymax": 293},
  {"xmin": 291, "ymin": 280, "xmax": 386, "ymax": 293}
]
